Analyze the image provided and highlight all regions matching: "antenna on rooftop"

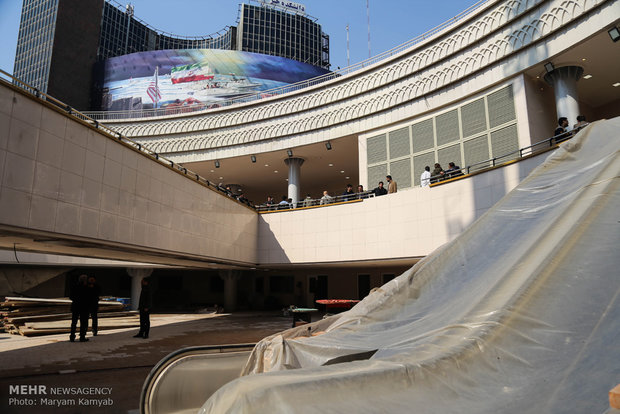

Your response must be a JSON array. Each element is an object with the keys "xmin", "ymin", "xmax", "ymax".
[
  {"xmin": 346, "ymin": 24, "xmax": 350, "ymax": 67},
  {"xmin": 367, "ymin": 0, "xmax": 371, "ymax": 58}
]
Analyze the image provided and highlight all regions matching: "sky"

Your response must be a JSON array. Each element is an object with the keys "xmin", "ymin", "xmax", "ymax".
[{"xmin": 0, "ymin": 0, "xmax": 480, "ymax": 75}]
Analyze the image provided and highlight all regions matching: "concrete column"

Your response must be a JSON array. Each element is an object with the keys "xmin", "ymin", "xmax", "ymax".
[
  {"xmin": 543, "ymin": 65, "xmax": 583, "ymax": 127},
  {"xmin": 219, "ymin": 270, "xmax": 241, "ymax": 312},
  {"xmin": 284, "ymin": 157, "xmax": 304, "ymax": 206},
  {"xmin": 126, "ymin": 268, "xmax": 153, "ymax": 310}
]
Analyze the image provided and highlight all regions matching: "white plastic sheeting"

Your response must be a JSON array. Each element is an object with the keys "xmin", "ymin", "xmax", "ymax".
[{"xmin": 201, "ymin": 118, "xmax": 620, "ymax": 413}]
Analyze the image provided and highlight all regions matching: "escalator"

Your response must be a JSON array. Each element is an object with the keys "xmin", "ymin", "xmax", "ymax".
[{"xmin": 140, "ymin": 343, "xmax": 255, "ymax": 414}]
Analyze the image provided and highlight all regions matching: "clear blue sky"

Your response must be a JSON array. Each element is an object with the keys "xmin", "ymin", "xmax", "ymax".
[{"xmin": 0, "ymin": 0, "xmax": 480, "ymax": 74}]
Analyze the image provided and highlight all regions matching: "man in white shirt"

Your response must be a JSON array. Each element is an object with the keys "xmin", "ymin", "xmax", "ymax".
[{"xmin": 420, "ymin": 166, "xmax": 431, "ymax": 187}]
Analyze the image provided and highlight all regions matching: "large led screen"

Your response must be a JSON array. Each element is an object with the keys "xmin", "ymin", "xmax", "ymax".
[{"xmin": 100, "ymin": 49, "xmax": 330, "ymax": 111}]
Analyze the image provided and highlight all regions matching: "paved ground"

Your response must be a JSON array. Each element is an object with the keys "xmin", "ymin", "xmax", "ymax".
[{"xmin": 0, "ymin": 312, "xmax": 294, "ymax": 413}]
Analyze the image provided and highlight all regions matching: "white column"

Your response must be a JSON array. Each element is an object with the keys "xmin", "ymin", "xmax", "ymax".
[
  {"xmin": 543, "ymin": 66, "xmax": 583, "ymax": 127},
  {"xmin": 219, "ymin": 270, "xmax": 241, "ymax": 312},
  {"xmin": 284, "ymin": 157, "xmax": 304, "ymax": 206},
  {"xmin": 126, "ymin": 268, "xmax": 153, "ymax": 310}
]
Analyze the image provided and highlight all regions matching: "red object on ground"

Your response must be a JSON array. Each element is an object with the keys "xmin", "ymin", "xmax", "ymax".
[{"xmin": 316, "ymin": 299, "xmax": 360, "ymax": 309}]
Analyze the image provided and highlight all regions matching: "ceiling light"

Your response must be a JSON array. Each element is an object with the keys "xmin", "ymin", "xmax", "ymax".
[
  {"xmin": 583, "ymin": 74, "xmax": 592, "ymax": 79},
  {"xmin": 340, "ymin": 170, "xmax": 345, "ymax": 173},
  {"xmin": 345, "ymin": 176, "xmax": 350, "ymax": 179},
  {"xmin": 210, "ymin": 170, "xmax": 214, "ymax": 173},
  {"xmin": 264, "ymin": 164, "xmax": 269, "ymax": 167},
  {"xmin": 544, "ymin": 62, "xmax": 554, "ymax": 73},
  {"xmin": 251, "ymin": 155, "xmax": 256, "ymax": 163},
  {"xmin": 613, "ymin": 82, "xmax": 620, "ymax": 87},
  {"xmin": 581, "ymin": 58, "xmax": 586, "ymax": 61},
  {"xmin": 274, "ymin": 170, "xmax": 278, "ymax": 173},
  {"xmin": 219, "ymin": 177, "xmax": 223, "ymax": 180},
  {"xmin": 609, "ymin": 26, "xmax": 620, "ymax": 42},
  {"xmin": 328, "ymin": 163, "xmax": 334, "ymax": 167}
]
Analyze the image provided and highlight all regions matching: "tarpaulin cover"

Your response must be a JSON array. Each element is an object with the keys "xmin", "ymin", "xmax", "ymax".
[{"xmin": 200, "ymin": 118, "xmax": 620, "ymax": 413}]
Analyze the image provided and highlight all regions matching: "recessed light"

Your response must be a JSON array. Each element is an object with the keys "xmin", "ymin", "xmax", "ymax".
[
  {"xmin": 219, "ymin": 177, "xmax": 223, "ymax": 180},
  {"xmin": 345, "ymin": 176, "xmax": 350, "ymax": 179},
  {"xmin": 210, "ymin": 170, "xmax": 214, "ymax": 173},
  {"xmin": 328, "ymin": 163, "xmax": 334, "ymax": 167},
  {"xmin": 613, "ymin": 82, "xmax": 620, "ymax": 87},
  {"xmin": 264, "ymin": 164, "xmax": 269, "ymax": 167},
  {"xmin": 583, "ymin": 74, "xmax": 592, "ymax": 79},
  {"xmin": 581, "ymin": 58, "xmax": 587, "ymax": 61},
  {"xmin": 274, "ymin": 170, "xmax": 278, "ymax": 173},
  {"xmin": 340, "ymin": 170, "xmax": 345, "ymax": 173}
]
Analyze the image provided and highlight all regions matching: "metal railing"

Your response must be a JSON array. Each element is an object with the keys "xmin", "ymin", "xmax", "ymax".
[
  {"xmin": 0, "ymin": 69, "xmax": 254, "ymax": 209},
  {"xmin": 83, "ymin": 0, "xmax": 492, "ymax": 121},
  {"xmin": 428, "ymin": 129, "xmax": 581, "ymax": 185},
  {"xmin": 256, "ymin": 191, "xmax": 376, "ymax": 212}
]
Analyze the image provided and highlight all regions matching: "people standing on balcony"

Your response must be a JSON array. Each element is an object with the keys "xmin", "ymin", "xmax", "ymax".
[
  {"xmin": 573, "ymin": 115, "xmax": 588, "ymax": 132},
  {"xmin": 420, "ymin": 166, "xmax": 431, "ymax": 187},
  {"xmin": 431, "ymin": 163, "xmax": 444, "ymax": 183},
  {"xmin": 237, "ymin": 193, "xmax": 249, "ymax": 205},
  {"xmin": 553, "ymin": 117, "xmax": 571, "ymax": 142},
  {"xmin": 342, "ymin": 184, "xmax": 355, "ymax": 201},
  {"xmin": 303, "ymin": 194, "xmax": 313, "ymax": 207},
  {"xmin": 357, "ymin": 185, "xmax": 369, "ymax": 199},
  {"xmin": 445, "ymin": 162, "xmax": 463, "ymax": 179},
  {"xmin": 320, "ymin": 190, "xmax": 334, "ymax": 205},
  {"xmin": 373, "ymin": 181, "xmax": 387, "ymax": 196},
  {"xmin": 386, "ymin": 175, "xmax": 397, "ymax": 193},
  {"xmin": 278, "ymin": 196, "xmax": 290, "ymax": 210}
]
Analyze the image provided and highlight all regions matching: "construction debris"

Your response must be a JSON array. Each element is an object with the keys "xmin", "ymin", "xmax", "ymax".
[{"xmin": 0, "ymin": 296, "xmax": 138, "ymax": 336}]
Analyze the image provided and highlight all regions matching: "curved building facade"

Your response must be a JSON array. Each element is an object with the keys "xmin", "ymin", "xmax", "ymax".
[
  {"xmin": 2, "ymin": 0, "xmax": 619, "ymax": 311},
  {"xmin": 104, "ymin": 0, "xmax": 620, "ymax": 205},
  {"xmin": 12, "ymin": 0, "xmax": 329, "ymax": 110}
]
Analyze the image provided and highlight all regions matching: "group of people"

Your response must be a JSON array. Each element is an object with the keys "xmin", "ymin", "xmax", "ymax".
[
  {"xmin": 69, "ymin": 275, "xmax": 152, "ymax": 342},
  {"xmin": 260, "ymin": 175, "xmax": 400, "ymax": 209},
  {"xmin": 420, "ymin": 162, "xmax": 464, "ymax": 186},
  {"xmin": 69, "ymin": 275, "xmax": 101, "ymax": 342},
  {"xmin": 553, "ymin": 115, "xmax": 588, "ymax": 142}
]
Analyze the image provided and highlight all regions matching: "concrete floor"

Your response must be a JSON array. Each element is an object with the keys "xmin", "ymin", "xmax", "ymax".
[{"xmin": 0, "ymin": 312, "xmax": 293, "ymax": 413}]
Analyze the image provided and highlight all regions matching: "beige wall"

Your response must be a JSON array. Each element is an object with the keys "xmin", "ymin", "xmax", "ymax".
[
  {"xmin": 0, "ymin": 82, "xmax": 258, "ymax": 265},
  {"xmin": 258, "ymin": 151, "xmax": 547, "ymax": 265}
]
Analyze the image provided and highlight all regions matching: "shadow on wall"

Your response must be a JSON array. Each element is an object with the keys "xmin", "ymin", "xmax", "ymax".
[{"xmin": 257, "ymin": 216, "xmax": 291, "ymax": 265}]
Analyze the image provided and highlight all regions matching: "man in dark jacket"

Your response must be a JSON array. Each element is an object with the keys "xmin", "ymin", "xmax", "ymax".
[
  {"xmin": 134, "ymin": 277, "xmax": 152, "ymax": 339},
  {"xmin": 373, "ymin": 181, "xmax": 388, "ymax": 197},
  {"xmin": 70, "ymin": 274, "xmax": 90, "ymax": 342},
  {"xmin": 87, "ymin": 276, "xmax": 101, "ymax": 336},
  {"xmin": 342, "ymin": 184, "xmax": 355, "ymax": 201}
]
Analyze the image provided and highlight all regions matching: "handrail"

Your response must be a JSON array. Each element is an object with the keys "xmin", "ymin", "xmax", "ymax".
[
  {"xmin": 429, "ymin": 130, "xmax": 579, "ymax": 185},
  {"xmin": 0, "ymin": 68, "xmax": 257, "ymax": 209},
  {"xmin": 82, "ymin": 0, "xmax": 492, "ymax": 121},
  {"xmin": 140, "ymin": 343, "xmax": 255, "ymax": 414},
  {"xmin": 256, "ymin": 191, "xmax": 375, "ymax": 212}
]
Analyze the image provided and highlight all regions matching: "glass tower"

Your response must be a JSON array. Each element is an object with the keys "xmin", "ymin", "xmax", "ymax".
[{"xmin": 13, "ymin": 0, "xmax": 59, "ymax": 93}]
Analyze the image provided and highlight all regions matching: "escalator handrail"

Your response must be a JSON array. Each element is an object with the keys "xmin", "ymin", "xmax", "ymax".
[{"xmin": 140, "ymin": 343, "xmax": 256, "ymax": 414}]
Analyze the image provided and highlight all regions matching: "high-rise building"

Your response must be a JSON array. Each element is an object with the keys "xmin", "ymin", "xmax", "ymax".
[{"xmin": 13, "ymin": 0, "xmax": 329, "ymax": 110}]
